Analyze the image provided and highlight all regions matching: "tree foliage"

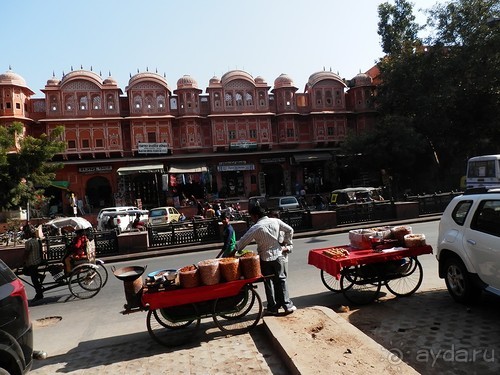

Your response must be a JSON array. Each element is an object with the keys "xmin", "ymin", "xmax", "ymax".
[
  {"xmin": 343, "ymin": 0, "xmax": 500, "ymax": 195},
  {"xmin": 0, "ymin": 123, "xmax": 65, "ymax": 209}
]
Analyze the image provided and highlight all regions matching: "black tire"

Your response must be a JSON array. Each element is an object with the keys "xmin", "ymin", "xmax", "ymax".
[
  {"xmin": 340, "ymin": 265, "xmax": 381, "ymax": 305},
  {"xmin": 443, "ymin": 257, "xmax": 481, "ymax": 304},
  {"xmin": 320, "ymin": 269, "xmax": 341, "ymax": 292},
  {"xmin": 386, "ymin": 257, "xmax": 423, "ymax": 297},
  {"xmin": 68, "ymin": 264, "xmax": 102, "ymax": 299},
  {"xmin": 146, "ymin": 308, "xmax": 200, "ymax": 347},
  {"xmin": 213, "ymin": 287, "xmax": 263, "ymax": 334}
]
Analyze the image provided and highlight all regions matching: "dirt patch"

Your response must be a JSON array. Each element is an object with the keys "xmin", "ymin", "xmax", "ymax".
[
  {"xmin": 34, "ymin": 316, "xmax": 62, "ymax": 328},
  {"xmin": 266, "ymin": 306, "xmax": 419, "ymax": 375}
]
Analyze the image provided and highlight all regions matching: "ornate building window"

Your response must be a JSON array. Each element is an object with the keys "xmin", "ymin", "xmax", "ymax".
[
  {"xmin": 157, "ymin": 95, "xmax": 165, "ymax": 110},
  {"xmin": 92, "ymin": 95, "xmax": 101, "ymax": 110},
  {"xmin": 65, "ymin": 96, "xmax": 74, "ymax": 112},
  {"xmin": 258, "ymin": 91, "xmax": 265, "ymax": 106},
  {"xmin": 214, "ymin": 92, "xmax": 221, "ymax": 107},
  {"xmin": 50, "ymin": 96, "xmax": 58, "ymax": 111},
  {"xmin": 249, "ymin": 129, "xmax": 257, "ymax": 138},
  {"xmin": 148, "ymin": 132, "xmax": 156, "ymax": 142},
  {"xmin": 315, "ymin": 90, "xmax": 322, "ymax": 105},
  {"xmin": 145, "ymin": 95, "xmax": 154, "ymax": 110},
  {"xmin": 95, "ymin": 139, "xmax": 104, "ymax": 148},
  {"xmin": 79, "ymin": 96, "xmax": 88, "ymax": 111},
  {"xmin": 286, "ymin": 128, "xmax": 294, "ymax": 137},
  {"xmin": 67, "ymin": 140, "xmax": 76, "ymax": 149},
  {"xmin": 134, "ymin": 95, "xmax": 143, "ymax": 111},
  {"xmin": 82, "ymin": 139, "xmax": 90, "ymax": 148},
  {"xmin": 325, "ymin": 90, "xmax": 333, "ymax": 106},
  {"xmin": 228, "ymin": 130, "xmax": 236, "ymax": 140},
  {"xmin": 225, "ymin": 92, "xmax": 233, "ymax": 107},
  {"xmin": 245, "ymin": 92, "xmax": 253, "ymax": 106},
  {"xmin": 170, "ymin": 97, "xmax": 177, "ymax": 109},
  {"xmin": 327, "ymin": 126, "xmax": 334, "ymax": 136},
  {"xmin": 107, "ymin": 95, "xmax": 115, "ymax": 110},
  {"xmin": 235, "ymin": 92, "xmax": 243, "ymax": 106},
  {"xmin": 285, "ymin": 92, "xmax": 293, "ymax": 109}
]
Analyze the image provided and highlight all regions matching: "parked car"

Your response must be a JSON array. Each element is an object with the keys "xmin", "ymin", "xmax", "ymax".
[
  {"xmin": 329, "ymin": 187, "xmax": 384, "ymax": 208},
  {"xmin": 148, "ymin": 206, "xmax": 182, "ymax": 225},
  {"xmin": 436, "ymin": 188, "xmax": 500, "ymax": 303},
  {"xmin": 96, "ymin": 206, "xmax": 139, "ymax": 231},
  {"xmin": 267, "ymin": 196, "xmax": 301, "ymax": 211},
  {"xmin": 0, "ymin": 259, "xmax": 33, "ymax": 375},
  {"xmin": 106, "ymin": 209, "xmax": 149, "ymax": 232}
]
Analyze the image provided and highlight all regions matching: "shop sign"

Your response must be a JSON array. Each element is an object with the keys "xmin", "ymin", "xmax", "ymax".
[
  {"xmin": 260, "ymin": 157, "xmax": 285, "ymax": 164},
  {"xmin": 217, "ymin": 164, "xmax": 255, "ymax": 172},
  {"xmin": 138, "ymin": 143, "xmax": 169, "ymax": 154},
  {"xmin": 229, "ymin": 140, "xmax": 257, "ymax": 150},
  {"xmin": 78, "ymin": 166, "xmax": 112, "ymax": 174}
]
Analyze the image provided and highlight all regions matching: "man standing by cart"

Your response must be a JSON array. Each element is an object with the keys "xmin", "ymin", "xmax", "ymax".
[
  {"xmin": 235, "ymin": 205, "xmax": 296, "ymax": 315},
  {"xmin": 23, "ymin": 227, "xmax": 44, "ymax": 302}
]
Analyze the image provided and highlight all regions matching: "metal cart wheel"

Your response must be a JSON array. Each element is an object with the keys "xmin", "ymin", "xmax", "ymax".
[
  {"xmin": 146, "ymin": 306, "xmax": 201, "ymax": 347},
  {"xmin": 385, "ymin": 257, "xmax": 423, "ymax": 297},
  {"xmin": 212, "ymin": 286, "xmax": 263, "ymax": 334},
  {"xmin": 320, "ymin": 270, "xmax": 341, "ymax": 292},
  {"xmin": 95, "ymin": 259, "xmax": 108, "ymax": 287},
  {"xmin": 340, "ymin": 264, "xmax": 381, "ymax": 305},
  {"xmin": 68, "ymin": 264, "xmax": 102, "ymax": 299}
]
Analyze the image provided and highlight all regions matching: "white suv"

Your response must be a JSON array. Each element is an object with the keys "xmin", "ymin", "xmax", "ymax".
[
  {"xmin": 96, "ymin": 206, "xmax": 138, "ymax": 230},
  {"xmin": 437, "ymin": 188, "xmax": 500, "ymax": 303}
]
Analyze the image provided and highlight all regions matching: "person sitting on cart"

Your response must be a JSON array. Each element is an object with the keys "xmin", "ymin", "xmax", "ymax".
[
  {"xmin": 62, "ymin": 229, "xmax": 88, "ymax": 274},
  {"xmin": 23, "ymin": 227, "xmax": 45, "ymax": 302}
]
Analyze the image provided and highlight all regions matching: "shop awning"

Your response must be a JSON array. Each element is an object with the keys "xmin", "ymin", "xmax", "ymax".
[
  {"xmin": 293, "ymin": 153, "xmax": 332, "ymax": 163},
  {"xmin": 50, "ymin": 180, "xmax": 70, "ymax": 190},
  {"xmin": 168, "ymin": 163, "xmax": 208, "ymax": 174},
  {"xmin": 117, "ymin": 164, "xmax": 164, "ymax": 176}
]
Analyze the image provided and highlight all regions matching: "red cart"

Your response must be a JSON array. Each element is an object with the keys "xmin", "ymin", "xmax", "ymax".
[
  {"xmin": 308, "ymin": 245, "xmax": 433, "ymax": 305},
  {"xmin": 119, "ymin": 272, "xmax": 265, "ymax": 347}
]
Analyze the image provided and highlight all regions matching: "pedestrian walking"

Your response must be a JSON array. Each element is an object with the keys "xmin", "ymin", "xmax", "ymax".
[{"xmin": 216, "ymin": 212, "xmax": 236, "ymax": 258}]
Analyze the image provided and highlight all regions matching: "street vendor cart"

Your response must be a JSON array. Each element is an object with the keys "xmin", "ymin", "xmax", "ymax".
[
  {"xmin": 114, "ymin": 255, "xmax": 265, "ymax": 346},
  {"xmin": 308, "ymin": 229, "xmax": 433, "ymax": 305}
]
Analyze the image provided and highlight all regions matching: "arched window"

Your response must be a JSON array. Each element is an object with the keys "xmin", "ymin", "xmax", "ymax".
[
  {"xmin": 65, "ymin": 96, "xmax": 74, "ymax": 112},
  {"xmin": 325, "ymin": 90, "xmax": 333, "ymax": 106},
  {"xmin": 134, "ymin": 95, "xmax": 142, "ymax": 111},
  {"xmin": 107, "ymin": 94, "xmax": 115, "ymax": 110},
  {"xmin": 92, "ymin": 95, "xmax": 101, "ymax": 110},
  {"xmin": 214, "ymin": 92, "xmax": 221, "ymax": 108},
  {"xmin": 79, "ymin": 96, "xmax": 88, "ymax": 110},
  {"xmin": 225, "ymin": 92, "xmax": 233, "ymax": 107},
  {"xmin": 258, "ymin": 91, "xmax": 265, "ymax": 106},
  {"xmin": 145, "ymin": 95, "xmax": 154, "ymax": 110},
  {"xmin": 245, "ymin": 92, "xmax": 253, "ymax": 106},
  {"xmin": 50, "ymin": 96, "xmax": 58, "ymax": 111},
  {"xmin": 235, "ymin": 92, "xmax": 243, "ymax": 106},
  {"xmin": 157, "ymin": 95, "xmax": 165, "ymax": 110},
  {"xmin": 315, "ymin": 90, "xmax": 322, "ymax": 105}
]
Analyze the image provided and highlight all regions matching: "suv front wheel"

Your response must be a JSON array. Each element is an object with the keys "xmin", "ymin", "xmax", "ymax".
[{"xmin": 443, "ymin": 257, "xmax": 481, "ymax": 304}]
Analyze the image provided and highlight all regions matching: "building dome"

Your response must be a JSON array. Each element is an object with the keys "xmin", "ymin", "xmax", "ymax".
[
  {"xmin": 352, "ymin": 72, "xmax": 372, "ymax": 87},
  {"xmin": 0, "ymin": 69, "xmax": 28, "ymax": 87},
  {"xmin": 103, "ymin": 75, "xmax": 118, "ymax": 85},
  {"xmin": 176, "ymin": 75, "xmax": 198, "ymax": 89},
  {"xmin": 254, "ymin": 76, "xmax": 267, "ymax": 85},
  {"xmin": 46, "ymin": 75, "xmax": 60, "ymax": 86},
  {"xmin": 221, "ymin": 70, "xmax": 254, "ymax": 85},
  {"xmin": 209, "ymin": 76, "xmax": 221, "ymax": 85},
  {"xmin": 127, "ymin": 71, "xmax": 169, "ymax": 90},
  {"xmin": 305, "ymin": 70, "xmax": 346, "ymax": 91},
  {"xmin": 273, "ymin": 73, "xmax": 295, "ymax": 89}
]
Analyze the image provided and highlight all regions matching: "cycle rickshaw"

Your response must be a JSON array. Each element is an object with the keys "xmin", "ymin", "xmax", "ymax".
[{"xmin": 18, "ymin": 217, "xmax": 108, "ymax": 300}]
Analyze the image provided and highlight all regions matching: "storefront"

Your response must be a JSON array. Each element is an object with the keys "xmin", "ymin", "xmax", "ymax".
[
  {"xmin": 293, "ymin": 153, "xmax": 332, "ymax": 194},
  {"xmin": 116, "ymin": 164, "xmax": 165, "ymax": 209},
  {"xmin": 216, "ymin": 161, "xmax": 255, "ymax": 197},
  {"xmin": 166, "ymin": 163, "xmax": 210, "ymax": 203}
]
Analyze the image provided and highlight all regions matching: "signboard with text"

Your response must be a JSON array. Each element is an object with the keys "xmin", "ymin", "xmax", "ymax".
[{"xmin": 138, "ymin": 143, "xmax": 169, "ymax": 154}]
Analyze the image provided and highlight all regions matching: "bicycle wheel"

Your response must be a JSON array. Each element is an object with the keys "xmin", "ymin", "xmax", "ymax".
[
  {"xmin": 213, "ymin": 287, "xmax": 263, "ymax": 334},
  {"xmin": 95, "ymin": 260, "xmax": 109, "ymax": 287},
  {"xmin": 153, "ymin": 305, "xmax": 197, "ymax": 329},
  {"xmin": 320, "ymin": 269, "xmax": 341, "ymax": 292},
  {"xmin": 340, "ymin": 265, "xmax": 381, "ymax": 305},
  {"xmin": 146, "ymin": 307, "xmax": 200, "ymax": 347},
  {"xmin": 386, "ymin": 257, "xmax": 423, "ymax": 297},
  {"xmin": 69, "ymin": 264, "xmax": 102, "ymax": 299}
]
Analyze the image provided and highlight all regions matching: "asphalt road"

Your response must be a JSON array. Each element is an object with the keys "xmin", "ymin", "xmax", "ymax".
[{"xmin": 26, "ymin": 220, "xmax": 500, "ymax": 374}]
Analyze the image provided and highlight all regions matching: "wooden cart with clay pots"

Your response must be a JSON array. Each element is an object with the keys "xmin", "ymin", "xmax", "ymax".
[{"xmin": 114, "ymin": 254, "xmax": 265, "ymax": 347}]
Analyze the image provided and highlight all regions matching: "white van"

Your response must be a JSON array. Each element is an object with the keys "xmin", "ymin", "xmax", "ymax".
[{"xmin": 96, "ymin": 206, "xmax": 138, "ymax": 230}]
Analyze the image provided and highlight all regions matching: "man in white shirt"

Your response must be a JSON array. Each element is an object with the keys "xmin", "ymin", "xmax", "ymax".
[{"xmin": 236, "ymin": 206, "xmax": 296, "ymax": 315}]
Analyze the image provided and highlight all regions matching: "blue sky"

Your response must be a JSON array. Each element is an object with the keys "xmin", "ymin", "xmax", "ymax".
[{"xmin": 3, "ymin": 0, "xmax": 440, "ymax": 97}]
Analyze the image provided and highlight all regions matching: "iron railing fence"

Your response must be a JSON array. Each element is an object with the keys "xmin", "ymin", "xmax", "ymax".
[{"xmin": 147, "ymin": 219, "xmax": 220, "ymax": 248}]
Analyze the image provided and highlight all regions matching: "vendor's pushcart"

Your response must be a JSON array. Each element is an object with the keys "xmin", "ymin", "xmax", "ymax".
[
  {"xmin": 308, "ymin": 245, "xmax": 433, "ymax": 305},
  {"xmin": 119, "ymin": 272, "xmax": 265, "ymax": 347}
]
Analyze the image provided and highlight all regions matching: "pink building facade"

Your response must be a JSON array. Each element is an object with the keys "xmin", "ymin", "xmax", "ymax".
[{"xmin": 0, "ymin": 67, "xmax": 377, "ymax": 214}]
